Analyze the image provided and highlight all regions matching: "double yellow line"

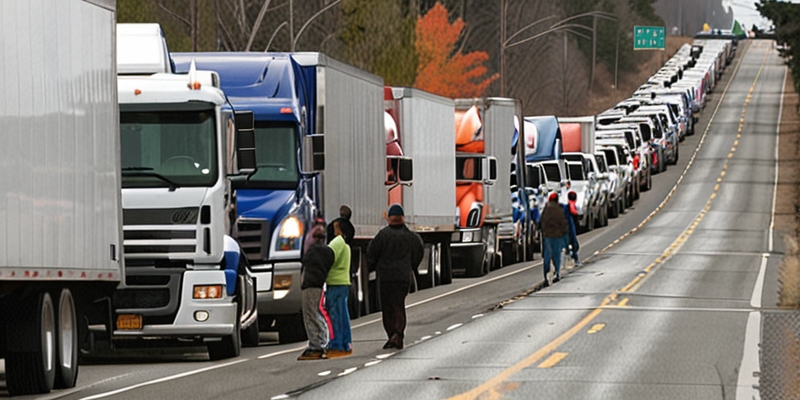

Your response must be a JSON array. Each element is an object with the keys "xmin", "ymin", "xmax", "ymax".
[{"xmin": 450, "ymin": 43, "xmax": 773, "ymax": 400}]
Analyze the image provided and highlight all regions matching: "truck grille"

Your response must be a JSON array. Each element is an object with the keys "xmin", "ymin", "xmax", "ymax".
[
  {"xmin": 123, "ymin": 208, "xmax": 199, "ymax": 259},
  {"xmin": 115, "ymin": 268, "xmax": 182, "ymax": 317},
  {"xmin": 113, "ymin": 288, "xmax": 170, "ymax": 309},
  {"xmin": 234, "ymin": 218, "xmax": 270, "ymax": 263}
]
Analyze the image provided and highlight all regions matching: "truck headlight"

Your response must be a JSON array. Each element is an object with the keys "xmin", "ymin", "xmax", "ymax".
[{"xmin": 276, "ymin": 216, "xmax": 303, "ymax": 251}]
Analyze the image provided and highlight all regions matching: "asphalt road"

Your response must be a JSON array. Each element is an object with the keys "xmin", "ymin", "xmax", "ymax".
[{"xmin": 1, "ymin": 40, "xmax": 786, "ymax": 400}]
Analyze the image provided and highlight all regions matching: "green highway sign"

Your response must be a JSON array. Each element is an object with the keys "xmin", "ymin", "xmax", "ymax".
[{"xmin": 633, "ymin": 26, "xmax": 665, "ymax": 50}]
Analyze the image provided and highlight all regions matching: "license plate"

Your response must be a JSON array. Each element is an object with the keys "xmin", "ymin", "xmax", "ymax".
[{"xmin": 116, "ymin": 314, "xmax": 143, "ymax": 330}]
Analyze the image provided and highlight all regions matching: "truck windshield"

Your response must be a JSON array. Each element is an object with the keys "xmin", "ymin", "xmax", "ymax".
[
  {"xmin": 247, "ymin": 122, "xmax": 299, "ymax": 188},
  {"xmin": 120, "ymin": 107, "xmax": 218, "ymax": 188}
]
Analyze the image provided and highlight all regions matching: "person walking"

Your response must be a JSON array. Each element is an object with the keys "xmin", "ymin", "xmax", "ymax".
[
  {"xmin": 298, "ymin": 220, "xmax": 334, "ymax": 360},
  {"xmin": 325, "ymin": 220, "xmax": 353, "ymax": 357},
  {"xmin": 367, "ymin": 204, "xmax": 424, "ymax": 350},
  {"xmin": 540, "ymin": 192, "xmax": 568, "ymax": 286},
  {"xmin": 566, "ymin": 191, "xmax": 581, "ymax": 266}
]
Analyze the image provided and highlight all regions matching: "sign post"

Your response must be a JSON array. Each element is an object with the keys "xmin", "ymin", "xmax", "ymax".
[{"xmin": 633, "ymin": 26, "xmax": 665, "ymax": 50}]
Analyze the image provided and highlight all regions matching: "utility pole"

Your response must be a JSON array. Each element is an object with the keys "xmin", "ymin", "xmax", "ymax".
[
  {"xmin": 500, "ymin": 0, "xmax": 507, "ymax": 97},
  {"xmin": 590, "ymin": 14, "xmax": 597, "ymax": 93}
]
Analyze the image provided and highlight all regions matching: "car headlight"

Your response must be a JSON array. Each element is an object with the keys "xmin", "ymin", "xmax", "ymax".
[{"xmin": 276, "ymin": 215, "xmax": 303, "ymax": 251}]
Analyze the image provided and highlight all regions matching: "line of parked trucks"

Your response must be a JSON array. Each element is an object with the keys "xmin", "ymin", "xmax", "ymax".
[{"xmin": 0, "ymin": 1, "xmax": 738, "ymax": 394}]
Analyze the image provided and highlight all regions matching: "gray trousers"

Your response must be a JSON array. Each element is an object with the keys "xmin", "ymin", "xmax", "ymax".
[{"xmin": 301, "ymin": 287, "xmax": 329, "ymax": 350}]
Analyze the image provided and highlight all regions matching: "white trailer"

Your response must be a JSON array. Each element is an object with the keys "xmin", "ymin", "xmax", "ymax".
[
  {"xmin": 0, "ymin": 0, "xmax": 122, "ymax": 395},
  {"xmin": 385, "ymin": 87, "xmax": 456, "ymax": 289}
]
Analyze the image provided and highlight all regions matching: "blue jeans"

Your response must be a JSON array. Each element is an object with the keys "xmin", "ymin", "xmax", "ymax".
[
  {"xmin": 542, "ymin": 236, "xmax": 566, "ymax": 280},
  {"xmin": 325, "ymin": 285, "xmax": 352, "ymax": 351}
]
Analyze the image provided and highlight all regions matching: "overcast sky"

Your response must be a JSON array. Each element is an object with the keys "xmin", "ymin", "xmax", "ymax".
[{"xmin": 727, "ymin": 0, "xmax": 800, "ymax": 30}]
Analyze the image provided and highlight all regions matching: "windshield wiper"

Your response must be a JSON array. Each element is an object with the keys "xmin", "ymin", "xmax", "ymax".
[
  {"xmin": 122, "ymin": 169, "xmax": 180, "ymax": 191},
  {"xmin": 122, "ymin": 166, "xmax": 154, "ymax": 171}
]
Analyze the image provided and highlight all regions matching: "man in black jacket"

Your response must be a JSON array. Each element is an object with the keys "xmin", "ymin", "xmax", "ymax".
[
  {"xmin": 298, "ymin": 220, "xmax": 335, "ymax": 360},
  {"xmin": 367, "ymin": 204, "xmax": 424, "ymax": 350}
]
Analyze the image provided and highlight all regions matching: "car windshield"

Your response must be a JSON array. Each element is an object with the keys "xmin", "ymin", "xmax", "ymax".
[
  {"xmin": 602, "ymin": 149, "xmax": 618, "ymax": 166},
  {"xmin": 568, "ymin": 163, "xmax": 585, "ymax": 180},
  {"xmin": 120, "ymin": 105, "xmax": 217, "ymax": 188},
  {"xmin": 542, "ymin": 163, "xmax": 561, "ymax": 182}
]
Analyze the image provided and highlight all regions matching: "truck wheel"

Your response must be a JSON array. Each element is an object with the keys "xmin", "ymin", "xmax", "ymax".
[
  {"xmin": 241, "ymin": 318, "xmax": 260, "ymax": 348},
  {"xmin": 5, "ymin": 291, "xmax": 57, "ymax": 395},
  {"xmin": 208, "ymin": 311, "xmax": 241, "ymax": 360},
  {"xmin": 53, "ymin": 289, "xmax": 79, "ymax": 389},
  {"xmin": 278, "ymin": 313, "xmax": 307, "ymax": 344},
  {"xmin": 440, "ymin": 242, "xmax": 453, "ymax": 285}
]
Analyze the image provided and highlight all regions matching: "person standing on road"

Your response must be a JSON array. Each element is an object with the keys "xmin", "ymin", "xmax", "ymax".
[
  {"xmin": 327, "ymin": 204, "xmax": 355, "ymax": 247},
  {"xmin": 325, "ymin": 220, "xmax": 353, "ymax": 357},
  {"xmin": 298, "ymin": 220, "xmax": 334, "ymax": 360},
  {"xmin": 367, "ymin": 204, "xmax": 424, "ymax": 350},
  {"xmin": 566, "ymin": 191, "xmax": 581, "ymax": 266},
  {"xmin": 540, "ymin": 192, "xmax": 568, "ymax": 286}
]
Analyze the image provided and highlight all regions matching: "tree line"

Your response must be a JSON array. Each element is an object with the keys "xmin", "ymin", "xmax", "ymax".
[
  {"xmin": 757, "ymin": 0, "xmax": 800, "ymax": 97},
  {"xmin": 117, "ymin": 0, "xmax": 664, "ymax": 116}
]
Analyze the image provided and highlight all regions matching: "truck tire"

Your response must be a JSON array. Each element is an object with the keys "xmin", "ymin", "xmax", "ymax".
[
  {"xmin": 53, "ymin": 288, "xmax": 79, "ymax": 389},
  {"xmin": 207, "ymin": 312, "xmax": 241, "ymax": 360},
  {"xmin": 278, "ymin": 313, "xmax": 307, "ymax": 344},
  {"xmin": 609, "ymin": 199, "xmax": 619, "ymax": 218},
  {"xmin": 241, "ymin": 317, "xmax": 260, "ymax": 348},
  {"xmin": 644, "ymin": 171, "xmax": 652, "ymax": 192},
  {"xmin": 5, "ymin": 291, "xmax": 57, "ymax": 396},
  {"xmin": 439, "ymin": 242, "xmax": 453, "ymax": 285}
]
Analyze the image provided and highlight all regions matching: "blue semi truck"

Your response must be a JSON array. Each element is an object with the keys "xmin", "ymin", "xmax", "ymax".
[{"xmin": 173, "ymin": 52, "xmax": 389, "ymax": 342}]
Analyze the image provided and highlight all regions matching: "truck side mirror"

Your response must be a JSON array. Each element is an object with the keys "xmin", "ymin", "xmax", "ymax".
[
  {"xmin": 301, "ymin": 134, "xmax": 324, "ymax": 173},
  {"xmin": 484, "ymin": 157, "xmax": 497, "ymax": 184},
  {"xmin": 235, "ymin": 111, "xmax": 256, "ymax": 174},
  {"xmin": 398, "ymin": 157, "xmax": 413, "ymax": 184}
]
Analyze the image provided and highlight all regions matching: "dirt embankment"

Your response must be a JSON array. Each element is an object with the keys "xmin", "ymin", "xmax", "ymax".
[{"xmin": 776, "ymin": 73, "xmax": 800, "ymax": 307}]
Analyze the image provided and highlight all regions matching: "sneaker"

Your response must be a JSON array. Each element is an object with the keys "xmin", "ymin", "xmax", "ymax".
[
  {"xmin": 553, "ymin": 275, "xmax": 561, "ymax": 283},
  {"xmin": 320, "ymin": 349, "xmax": 328, "ymax": 359},
  {"xmin": 297, "ymin": 349, "xmax": 322, "ymax": 360}
]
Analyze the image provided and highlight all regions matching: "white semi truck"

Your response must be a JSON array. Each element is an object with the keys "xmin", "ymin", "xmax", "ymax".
[
  {"xmin": 0, "ymin": 0, "xmax": 122, "ymax": 395},
  {"xmin": 113, "ymin": 24, "xmax": 259, "ymax": 359}
]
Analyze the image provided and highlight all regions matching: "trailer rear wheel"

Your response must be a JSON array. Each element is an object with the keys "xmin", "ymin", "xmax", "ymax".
[
  {"xmin": 53, "ymin": 289, "xmax": 79, "ymax": 389},
  {"xmin": 5, "ymin": 291, "xmax": 57, "ymax": 396}
]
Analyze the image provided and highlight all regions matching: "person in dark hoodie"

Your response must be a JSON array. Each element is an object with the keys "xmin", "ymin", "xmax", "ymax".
[
  {"xmin": 297, "ymin": 220, "xmax": 334, "ymax": 360},
  {"xmin": 367, "ymin": 204, "xmax": 424, "ymax": 350},
  {"xmin": 540, "ymin": 192, "xmax": 568, "ymax": 286}
]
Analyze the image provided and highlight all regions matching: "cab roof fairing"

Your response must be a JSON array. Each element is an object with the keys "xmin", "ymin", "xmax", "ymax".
[{"xmin": 171, "ymin": 53, "xmax": 307, "ymax": 125}]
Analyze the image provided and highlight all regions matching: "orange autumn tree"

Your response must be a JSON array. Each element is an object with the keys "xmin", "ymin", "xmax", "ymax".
[{"xmin": 414, "ymin": 2, "xmax": 498, "ymax": 98}]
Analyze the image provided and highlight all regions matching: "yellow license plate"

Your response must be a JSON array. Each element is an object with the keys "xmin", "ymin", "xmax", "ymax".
[{"xmin": 116, "ymin": 314, "xmax": 143, "ymax": 330}]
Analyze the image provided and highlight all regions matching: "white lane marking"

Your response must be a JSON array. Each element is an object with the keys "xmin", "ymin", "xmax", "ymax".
[
  {"xmin": 338, "ymin": 367, "xmax": 358, "ymax": 376},
  {"xmin": 736, "ymin": 312, "xmax": 762, "ymax": 400},
  {"xmin": 258, "ymin": 346, "xmax": 305, "ymax": 359},
  {"xmin": 79, "ymin": 359, "xmax": 248, "ymax": 400},
  {"xmin": 365, "ymin": 360, "xmax": 382, "ymax": 367},
  {"xmin": 271, "ymin": 395, "xmax": 290, "ymax": 400},
  {"xmin": 446, "ymin": 323, "xmax": 463, "ymax": 331},
  {"xmin": 318, "ymin": 370, "xmax": 332, "ymax": 376}
]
